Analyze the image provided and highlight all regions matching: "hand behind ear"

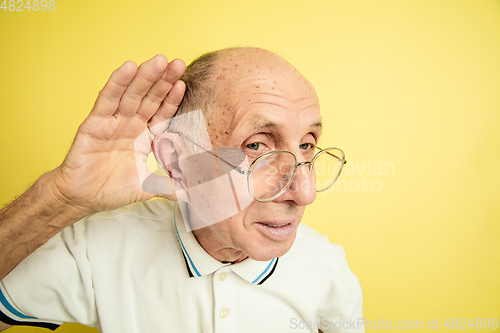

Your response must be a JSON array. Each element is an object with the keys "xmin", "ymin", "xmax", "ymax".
[{"xmin": 51, "ymin": 55, "xmax": 186, "ymax": 214}]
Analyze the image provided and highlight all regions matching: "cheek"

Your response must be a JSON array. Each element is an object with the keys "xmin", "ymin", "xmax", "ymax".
[{"xmin": 238, "ymin": 201, "xmax": 263, "ymax": 228}]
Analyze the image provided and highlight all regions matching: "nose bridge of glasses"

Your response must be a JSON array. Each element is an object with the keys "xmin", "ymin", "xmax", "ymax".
[
  {"xmin": 285, "ymin": 161, "xmax": 314, "ymax": 194},
  {"xmin": 296, "ymin": 161, "xmax": 313, "ymax": 173},
  {"xmin": 281, "ymin": 159, "xmax": 315, "ymax": 200}
]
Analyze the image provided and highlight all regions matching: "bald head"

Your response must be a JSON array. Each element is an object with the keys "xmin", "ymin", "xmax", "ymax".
[
  {"xmin": 176, "ymin": 47, "xmax": 315, "ymax": 119},
  {"xmin": 210, "ymin": 47, "xmax": 316, "ymax": 110},
  {"xmin": 208, "ymin": 48, "xmax": 318, "ymax": 143},
  {"xmin": 212, "ymin": 47, "xmax": 297, "ymax": 78}
]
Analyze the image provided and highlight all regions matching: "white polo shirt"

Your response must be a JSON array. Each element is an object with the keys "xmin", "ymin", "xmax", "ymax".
[{"xmin": 0, "ymin": 199, "xmax": 364, "ymax": 332}]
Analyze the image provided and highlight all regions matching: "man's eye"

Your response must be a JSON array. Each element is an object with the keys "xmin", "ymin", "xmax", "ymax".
[
  {"xmin": 299, "ymin": 143, "xmax": 314, "ymax": 150},
  {"xmin": 246, "ymin": 142, "xmax": 262, "ymax": 150}
]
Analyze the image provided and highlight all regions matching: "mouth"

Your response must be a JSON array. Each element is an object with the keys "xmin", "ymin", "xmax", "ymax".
[
  {"xmin": 260, "ymin": 222, "xmax": 290, "ymax": 227},
  {"xmin": 254, "ymin": 220, "xmax": 297, "ymax": 240}
]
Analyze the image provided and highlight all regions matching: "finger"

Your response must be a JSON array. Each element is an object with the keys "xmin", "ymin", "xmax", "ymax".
[
  {"xmin": 116, "ymin": 54, "xmax": 169, "ymax": 118},
  {"xmin": 148, "ymin": 80, "xmax": 186, "ymax": 133},
  {"xmin": 136, "ymin": 58, "xmax": 186, "ymax": 121},
  {"xmin": 91, "ymin": 61, "xmax": 137, "ymax": 117},
  {"xmin": 163, "ymin": 59, "xmax": 186, "ymax": 85},
  {"xmin": 149, "ymin": 119, "xmax": 172, "ymax": 137},
  {"xmin": 141, "ymin": 173, "xmax": 174, "ymax": 196}
]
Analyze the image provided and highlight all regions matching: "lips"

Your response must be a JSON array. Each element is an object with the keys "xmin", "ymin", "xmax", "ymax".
[
  {"xmin": 262, "ymin": 223, "xmax": 289, "ymax": 227},
  {"xmin": 255, "ymin": 220, "xmax": 297, "ymax": 240}
]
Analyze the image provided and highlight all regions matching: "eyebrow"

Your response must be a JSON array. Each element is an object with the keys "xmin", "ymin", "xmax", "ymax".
[
  {"xmin": 253, "ymin": 121, "xmax": 279, "ymax": 132},
  {"xmin": 248, "ymin": 117, "xmax": 323, "ymax": 133},
  {"xmin": 310, "ymin": 121, "xmax": 323, "ymax": 131}
]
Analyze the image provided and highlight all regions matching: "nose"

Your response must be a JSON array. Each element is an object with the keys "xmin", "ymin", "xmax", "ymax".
[{"xmin": 273, "ymin": 161, "xmax": 316, "ymax": 206}]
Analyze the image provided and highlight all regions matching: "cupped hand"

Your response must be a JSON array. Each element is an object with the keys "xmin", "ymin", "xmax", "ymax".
[{"xmin": 51, "ymin": 54, "xmax": 186, "ymax": 214}]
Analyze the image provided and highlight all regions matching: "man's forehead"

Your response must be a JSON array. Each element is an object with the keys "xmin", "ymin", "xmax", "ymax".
[
  {"xmin": 213, "ymin": 48, "xmax": 314, "ymax": 92},
  {"xmin": 243, "ymin": 114, "xmax": 322, "ymax": 133},
  {"xmin": 207, "ymin": 48, "xmax": 321, "ymax": 137},
  {"xmin": 214, "ymin": 47, "xmax": 288, "ymax": 69}
]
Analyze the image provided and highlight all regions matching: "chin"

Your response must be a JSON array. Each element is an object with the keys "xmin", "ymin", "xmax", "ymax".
[
  {"xmin": 241, "ymin": 217, "xmax": 300, "ymax": 261},
  {"xmin": 244, "ymin": 232, "xmax": 296, "ymax": 261}
]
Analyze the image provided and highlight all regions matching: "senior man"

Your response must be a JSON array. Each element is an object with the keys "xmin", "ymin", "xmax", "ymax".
[{"xmin": 0, "ymin": 47, "xmax": 363, "ymax": 332}]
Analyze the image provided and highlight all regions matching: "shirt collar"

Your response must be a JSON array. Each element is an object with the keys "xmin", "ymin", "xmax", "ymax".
[{"xmin": 174, "ymin": 202, "xmax": 279, "ymax": 285}]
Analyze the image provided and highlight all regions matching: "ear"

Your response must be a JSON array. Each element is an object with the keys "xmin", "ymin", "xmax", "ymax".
[{"xmin": 152, "ymin": 133, "xmax": 190, "ymax": 202}]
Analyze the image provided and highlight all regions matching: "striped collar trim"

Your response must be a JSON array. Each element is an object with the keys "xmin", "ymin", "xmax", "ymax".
[{"xmin": 174, "ymin": 202, "xmax": 279, "ymax": 285}]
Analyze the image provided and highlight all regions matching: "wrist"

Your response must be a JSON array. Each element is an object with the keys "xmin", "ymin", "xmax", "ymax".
[{"xmin": 37, "ymin": 170, "xmax": 93, "ymax": 225}]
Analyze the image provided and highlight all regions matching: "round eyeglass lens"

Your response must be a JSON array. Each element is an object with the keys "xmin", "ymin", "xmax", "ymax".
[
  {"xmin": 249, "ymin": 151, "xmax": 296, "ymax": 202},
  {"xmin": 313, "ymin": 148, "xmax": 345, "ymax": 192}
]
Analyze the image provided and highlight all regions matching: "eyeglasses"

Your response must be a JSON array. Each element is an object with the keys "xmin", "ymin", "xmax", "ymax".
[{"xmin": 175, "ymin": 132, "xmax": 346, "ymax": 203}]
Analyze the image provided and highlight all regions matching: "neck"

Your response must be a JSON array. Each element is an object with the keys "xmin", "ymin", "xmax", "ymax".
[
  {"xmin": 192, "ymin": 227, "xmax": 248, "ymax": 264},
  {"xmin": 185, "ymin": 203, "xmax": 248, "ymax": 264}
]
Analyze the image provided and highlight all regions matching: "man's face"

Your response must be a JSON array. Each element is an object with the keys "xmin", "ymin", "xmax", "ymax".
[{"xmin": 192, "ymin": 50, "xmax": 321, "ymax": 262}]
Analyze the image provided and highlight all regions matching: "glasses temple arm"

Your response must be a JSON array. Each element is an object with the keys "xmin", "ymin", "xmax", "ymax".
[
  {"xmin": 316, "ymin": 146, "xmax": 347, "ymax": 164},
  {"xmin": 173, "ymin": 132, "xmax": 249, "ymax": 175}
]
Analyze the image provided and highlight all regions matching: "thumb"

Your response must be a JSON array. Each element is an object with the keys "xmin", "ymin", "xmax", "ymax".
[{"xmin": 141, "ymin": 173, "xmax": 176, "ymax": 198}]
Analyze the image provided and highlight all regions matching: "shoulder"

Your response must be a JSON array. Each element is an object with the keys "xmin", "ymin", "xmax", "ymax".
[
  {"xmin": 289, "ymin": 223, "xmax": 347, "ymax": 263},
  {"xmin": 52, "ymin": 199, "xmax": 179, "ymax": 260},
  {"xmin": 82, "ymin": 198, "xmax": 176, "ymax": 223},
  {"xmin": 71, "ymin": 198, "xmax": 176, "ymax": 234},
  {"xmin": 278, "ymin": 223, "xmax": 360, "ymax": 294},
  {"xmin": 264, "ymin": 223, "xmax": 363, "ymax": 318}
]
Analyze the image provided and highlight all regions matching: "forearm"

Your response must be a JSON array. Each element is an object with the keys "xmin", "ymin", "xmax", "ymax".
[
  {"xmin": 0, "ymin": 321, "xmax": 12, "ymax": 331},
  {"xmin": 0, "ymin": 171, "xmax": 88, "ymax": 280}
]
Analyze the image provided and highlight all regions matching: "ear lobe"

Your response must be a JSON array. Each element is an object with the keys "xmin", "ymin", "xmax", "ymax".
[{"xmin": 152, "ymin": 133, "xmax": 189, "ymax": 199}]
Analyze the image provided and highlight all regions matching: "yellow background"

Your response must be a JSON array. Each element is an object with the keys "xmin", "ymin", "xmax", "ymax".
[{"xmin": 1, "ymin": 0, "xmax": 499, "ymax": 332}]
